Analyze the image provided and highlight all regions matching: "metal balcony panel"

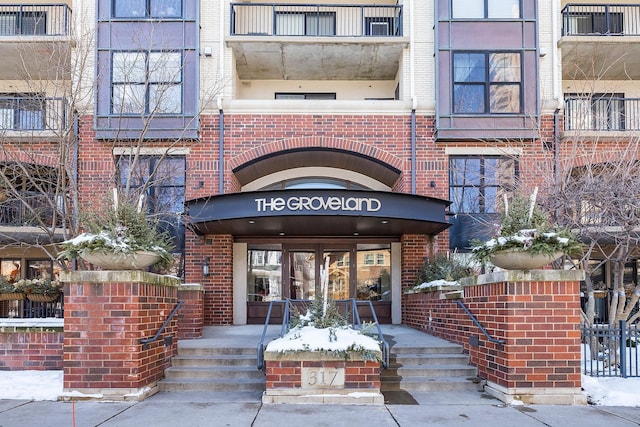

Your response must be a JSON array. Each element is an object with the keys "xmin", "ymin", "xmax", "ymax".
[
  {"xmin": 0, "ymin": 38, "xmax": 70, "ymax": 79},
  {"xmin": 228, "ymin": 38, "xmax": 407, "ymax": 80},
  {"xmin": 559, "ymin": 36, "xmax": 640, "ymax": 79}
]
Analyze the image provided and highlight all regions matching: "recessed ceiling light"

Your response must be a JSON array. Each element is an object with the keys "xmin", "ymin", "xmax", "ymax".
[
  {"xmin": 279, "ymin": 232, "xmax": 285, "ymax": 236},
  {"xmin": 353, "ymin": 232, "xmax": 359, "ymax": 236},
  {"xmin": 381, "ymin": 220, "xmax": 389, "ymax": 224},
  {"xmin": 248, "ymin": 220, "xmax": 255, "ymax": 224}
]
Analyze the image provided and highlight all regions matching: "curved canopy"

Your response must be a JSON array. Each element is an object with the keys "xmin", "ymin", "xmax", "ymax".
[{"xmin": 186, "ymin": 189, "xmax": 451, "ymax": 237}]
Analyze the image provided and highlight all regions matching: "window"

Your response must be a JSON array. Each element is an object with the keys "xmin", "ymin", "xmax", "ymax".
[
  {"xmin": 117, "ymin": 155, "xmax": 186, "ymax": 253},
  {"xmin": 452, "ymin": 0, "xmax": 520, "ymax": 19},
  {"xmin": 449, "ymin": 156, "xmax": 517, "ymax": 214},
  {"xmin": 275, "ymin": 93, "xmax": 336, "ymax": 100},
  {"xmin": 0, "ymin": 11, "xmax": 46, "ymax": 35},
  {"xmin": 113, "ymin": 0, "xmax": 182, "ymax": 19},
  {"xmin": 111, "ymin": 51, "xmax": 182, "ymax": 115},
  {"xmin": 275, "ymin": 12, "xmax": 335, "ymax": 36},
  {"xmin": 0, "ymin": 94, "xmax": 45, "ymax": 130},
  {"xmin": 364, "ymin": 254, "xmax": 375, "ymax": 266},
  {"xmin": 453, "ymin": 52, "xmax": 521, "ymax": 114},
  {"xmin": 565, "ymin": 93, "xmax": 625, "ymax": 131}
]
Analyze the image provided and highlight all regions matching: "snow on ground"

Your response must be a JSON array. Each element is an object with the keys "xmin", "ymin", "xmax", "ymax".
[{"xmin": 0, "ymin": 369, "xmax": 638, "ymax": 406}]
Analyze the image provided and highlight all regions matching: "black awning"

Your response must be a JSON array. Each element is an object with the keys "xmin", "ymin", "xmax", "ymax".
[{"xmin": 185, "ymin": 190, "xmax": 451, "ymax": 237}]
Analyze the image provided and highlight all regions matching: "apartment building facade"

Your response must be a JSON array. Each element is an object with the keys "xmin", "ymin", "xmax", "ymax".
[{"xmin": 0, "ymin": 0, "xmax": 634, "ymax": 326}]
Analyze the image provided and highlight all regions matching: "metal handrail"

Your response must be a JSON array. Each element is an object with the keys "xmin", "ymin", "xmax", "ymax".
[
  {"xmin": 140, "ymin": 300, "xmax": 184, "ymax": 349},
  {"xmin": 257, "ymin": 298, "xmax": 390, "ymax": 370},
  {"xmin": 454, "ymin": 300, "xmax": 505, "ymax": 346}
]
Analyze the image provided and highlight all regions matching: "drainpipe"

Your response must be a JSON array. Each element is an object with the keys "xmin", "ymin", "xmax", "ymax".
[
  {"xmin": 218, "ymin": 97, "xmax": 224, "ymax": 195},
  {"xmin": 554, "ymin": 108, "xmax": 560, "ymax": 185},
  {"xmin": 409, "ymin": 0, "xmax": 416, "ymax": 194}
]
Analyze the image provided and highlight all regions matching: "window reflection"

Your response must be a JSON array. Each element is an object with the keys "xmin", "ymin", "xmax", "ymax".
[
  {"xmin": 357, "ymin": 244, "xmax": 391, "ymax": 301},
  {"xmin": 248, "ymin": 248, "xmax": 282, "ymax": 301}
]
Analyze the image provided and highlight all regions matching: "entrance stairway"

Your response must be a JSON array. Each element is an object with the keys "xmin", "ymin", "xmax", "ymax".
[{"xmin": 157, "ymin": 325, "xmax": 483, "ymax": 399}]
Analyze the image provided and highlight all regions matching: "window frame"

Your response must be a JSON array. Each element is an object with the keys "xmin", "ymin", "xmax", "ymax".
[
  {"xmin": 449, "ymin": 155, "xmax": 518, "ymax": 214},
  {"xmin": 111, "ymin": 50, "xmax": 183, "ymax": 116},
  {"xmin": 452, "ymin": 51, "xmax": 523, "ymax": 115},
  {"xmin": 452, "ymin": 0, "xmax": 521, "ymax": 19},
  {"xmin": 112, "ymin": 0, "xmax": 182, "ymax": 19}
]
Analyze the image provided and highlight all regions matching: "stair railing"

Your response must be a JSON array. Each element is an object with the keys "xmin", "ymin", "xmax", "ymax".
[
  {"xmin": 140, "ymin": 300, "xmax": 184, "ymax": 349},
  {"xmin": 454, "ymin": 300, "xmax": 505, "ymax": 346}
]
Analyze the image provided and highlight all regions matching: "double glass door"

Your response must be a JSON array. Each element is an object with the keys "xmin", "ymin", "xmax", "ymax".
[
  {"xmin": 246, "ymin": 241, "xmax": 392, "ymax": 324},
  {"xmin": 287, "ymin": 245, "xmax": 351, "ymax": 301}
]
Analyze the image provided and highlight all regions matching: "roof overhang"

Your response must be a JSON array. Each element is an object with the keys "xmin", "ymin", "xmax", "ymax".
[{"xmin": 186, "ymin": 190, "xmax": 451, "ymax": 237}]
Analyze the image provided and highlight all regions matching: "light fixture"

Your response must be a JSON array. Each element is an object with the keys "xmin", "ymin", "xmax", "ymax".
[
  {"xmin": 202, "ymin": 257, "xmax": 210, "ymax": 277},
  {"xmin": 381, "ymin": 220, "xmax": 389, "ymax": 224}
]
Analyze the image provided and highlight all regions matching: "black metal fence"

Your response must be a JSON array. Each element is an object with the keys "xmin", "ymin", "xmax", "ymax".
[
  {"xmin": 562, "ymin": 4, "xmax": 640, "ymax": 36},
  {"xmin": 0, "ymin": 4, "xmax": 71, "ymax": 37},
  {"xmin": 581, "ymin": 321, "xmax": 640, "ymax": 378}
]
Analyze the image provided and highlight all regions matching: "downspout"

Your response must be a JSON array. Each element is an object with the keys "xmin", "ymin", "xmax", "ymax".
[
  {"xmin": 218, "ymin": 97, "xmax": 224, "ymax": 195},
  {"xmin": 554, "ymin": 108, "xmax": 560, "ymax": 185},
  {"xmin": 409, "ymin": 0, "xmax": 416, "ymax": 195},
  {"xmin": 217, "ymin": 0, "xmax": 226, "ymax": 195},
  {"xmin": 551, "ymin": 0, "xmax": 560, "ymax": 104}
]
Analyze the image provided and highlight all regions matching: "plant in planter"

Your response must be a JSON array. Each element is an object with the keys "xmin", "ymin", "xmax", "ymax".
[
  {"xmin": 412, "ymin": 252, "xmax": 476, "ymax": 291},
  {"xmin": 15, "ymin": 278, "xmax": 63, "ymax": 302},
  {"xmin": 471, "ymin": 190, "xmax": 581, "ymax": 270},
  {"xmin": 57, "ymin": 196, "xmax": 174, "ymax": 270},
  {"xmin": 266, "ymin": 258, "xmax": 382, "ymax": 362},
  {"xmin": 0, "ymin": 277, "xmax": 25, "ymax": 300}
]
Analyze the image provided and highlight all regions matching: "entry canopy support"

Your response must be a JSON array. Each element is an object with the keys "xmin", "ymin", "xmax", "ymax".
[{"xmin": 186, "ymin": 190, "xmax": 451, "ymax": 237}]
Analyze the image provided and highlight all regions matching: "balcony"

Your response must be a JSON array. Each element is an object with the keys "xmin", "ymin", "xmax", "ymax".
[
  {"xmin": 0, "ymin": 4, "xmax": 72, "ymax": 80},
  {"xmin": 560, "ymin": 4, "xmax": 640, "ymax": 80},
  {"xmin": 0, "ymin": 95, "xmax": 67, "ymax": 138},
  {"xmin": 228, "ymin": 3, "xmax": 407, "ymax": 80},
  {"xmin": 563, "ymin": 95, "xmax": 640, "ymax": 137}
]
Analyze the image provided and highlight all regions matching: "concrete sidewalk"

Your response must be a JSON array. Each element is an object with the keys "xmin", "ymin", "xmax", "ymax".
[{"xmin": 1, "ymin": 390, "xmax": 638, "ymax": 427}]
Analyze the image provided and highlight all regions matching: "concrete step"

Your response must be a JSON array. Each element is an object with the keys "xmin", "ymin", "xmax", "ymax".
[
  {"xmin": 382, "ymin": 364, "xmax": 478, "ymax": 378},
  {"xmin": 177, "ymin": 346, "xmax": 257, "ymax": 356},
  {"xmin": 380, "ymin": 376, "xmax": 483, "ymax": 392},
  {"xmin": 164, "ymin": 365, "xmax": 264, "ymax": 380},
  {"xmin": 388, "ymin": 353, "xmax": 470, "ymax": 366},
  {"xmin": 389, "ymin": 345, "xmax": 464, "ymax": 355},
  {"xmin": 170, "ymin": 354, "xmax": 258, "ymax": 368}
]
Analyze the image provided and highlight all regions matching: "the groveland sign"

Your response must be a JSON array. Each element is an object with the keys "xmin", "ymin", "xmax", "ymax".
[
  {"xmin": 186, "ymin": 189, "xmax": 452, "ymax": 236},
  {"xmin": 255, "ymin": 196, "xmax": 381, "ymax": 213}
]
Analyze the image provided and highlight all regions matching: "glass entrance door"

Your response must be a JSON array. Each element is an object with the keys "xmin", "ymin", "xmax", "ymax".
[
  {"xmin": 289, "ymin": 250, "xmax": 315, "ymax": 300},
  {"xmin": 322, "ymin": 249, "xmax": 351, "ymax": 300}
]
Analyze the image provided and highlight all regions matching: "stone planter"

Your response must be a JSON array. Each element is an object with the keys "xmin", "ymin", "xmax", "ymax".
[
  {"xmin": 490, "ymin": 250, "xmax": 564, "ymax": 270},
  {"xmin": 80, "ymin": 251, "xmax": 161, "ymax": 270},
  {"xmin": 263, "ymin": 350, "xmax": 383, "ymax": 404}
]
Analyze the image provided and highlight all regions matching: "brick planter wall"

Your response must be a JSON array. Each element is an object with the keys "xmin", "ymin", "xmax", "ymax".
[
  {"xmin": 177, "ymin": 284, "xmax": 204, "ymax": 339},
  {"xmin": 60, "ymin": 270, "xmax": 181, "ymax": 401},
  {"xmin": 0, "ymin": 324, "xmax": 63, "ymax": 370},
  {"xmin": 403, "ymin": 270, "xmax": 586, "ymax": 405},
  {"xmin": 263, "ymin": 351, "xmax": 383, "ymax": 404}
]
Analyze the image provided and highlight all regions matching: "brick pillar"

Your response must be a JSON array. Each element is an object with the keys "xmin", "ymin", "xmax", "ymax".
[
  {"xmin": 177, "ymin": 283, "xmax": 204, "ymax": 339},
  {"xmin": 60, "ymin": 270, "xmax": 181, "ymax": 401}
]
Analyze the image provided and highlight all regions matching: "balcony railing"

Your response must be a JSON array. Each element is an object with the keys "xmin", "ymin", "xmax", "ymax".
[
  {"xmin": 0, "ymin": 192, "xmax": 62, "ymax": 228},
  {"xmin": 562, "ymin": 4, "xmax": 640, "ymax": 36},
  {"xmin": 565, "ymin": 96, "xmax": 640, "ymax": 131},
  {"xmin": 0, "ymin": 96, "xmax": 66, "ymax": 131},
  {"xmin": 0, "ymin": 4, "xmax": 71, "ymax": 37},
  {"xmin": 230, "ymin": 3, "xmax": 403, "ymax": 37}
]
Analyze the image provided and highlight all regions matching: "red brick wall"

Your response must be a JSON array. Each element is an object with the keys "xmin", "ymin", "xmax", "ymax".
[
  {"xmin": 403, "ymin": 276, "xmax": 582, "ymax": 390},
  {"xmin": 177, "ymin": 286, "xmax": 203, "ymax": 339},
  {"xmin": 0, "ymin": 330, "xmax": 63, "ymax": 370},
  {"xmin": 63, "ymin": 272, "xmax": 179, "ymax": 390}
]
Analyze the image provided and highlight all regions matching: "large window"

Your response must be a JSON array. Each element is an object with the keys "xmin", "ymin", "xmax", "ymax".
[
  {"xmin": 117, "ymin": 155, "xmax": 186, "ymax": 255},
  {"xmin": 113, "ymin": 0, "xmax": 181, "ymax": 19},
  {"xmin": 453, "ymin": 52, "xmax": 521, "ymax": 114},
  {"xmin": 449, "ymin": 156, "xmax": 517, "ymax": 214},
  {"xmin": 275, "ymin": 12, "xmax": 335, "ymax": 36},
  {"xmin": 452, "ymin": 0, "xmax": 520, "ymax": 19},
  {"xmin": 111, "ymin": 51, "xmax": 182, "ymax": 115}
]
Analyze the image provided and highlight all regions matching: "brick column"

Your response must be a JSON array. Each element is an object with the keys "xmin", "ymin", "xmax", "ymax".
[
  {"xmin": 60, "ymin": 270, "xmax": 181, "ymax": 401},
  {"xmin": 177, "ymin": 283, "xmax": 204, "ymax": 339}
]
